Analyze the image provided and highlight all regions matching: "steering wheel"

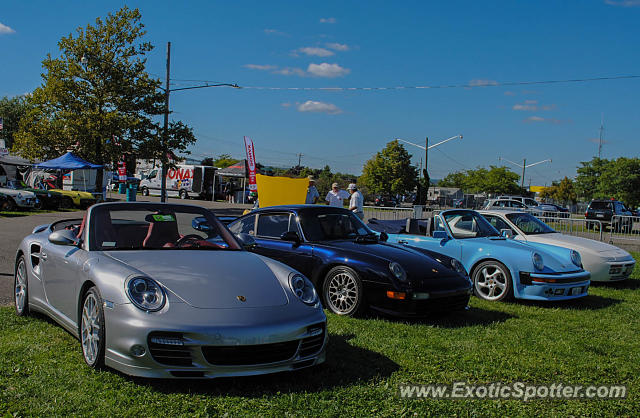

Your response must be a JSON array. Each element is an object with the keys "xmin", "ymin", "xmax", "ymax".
[{"xmin": 176, "ymin": 234, "xmax": 206, "ymax": 247}]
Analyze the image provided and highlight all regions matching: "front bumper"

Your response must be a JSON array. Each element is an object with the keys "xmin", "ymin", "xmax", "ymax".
[
  {"xmin": 15, "ymin": 197, "xmax": 37, "ymax": 208},
  {"xmin": 586, "ymin": 258, "xmax": 635, "ymax": 282},
  {"xmin": 103, "ymin": 302, "xmax": 327, "ymax": 379},
  {"xmin": 517, "ymin": 270, "xmax": 590, "ymax": 300},
  {"xmin": 366, "ymin": 283, "xmax": 473, "ymax": 317}
]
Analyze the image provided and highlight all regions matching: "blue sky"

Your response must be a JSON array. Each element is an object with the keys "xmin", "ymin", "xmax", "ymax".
[{"xmin": 1, "ymin": 0, "xmax": 639, "ymax": 185}]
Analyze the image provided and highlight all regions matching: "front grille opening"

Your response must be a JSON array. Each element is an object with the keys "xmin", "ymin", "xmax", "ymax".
[
  {"xmin": 148, "ymin": 332, "xmax": 193, "ymax": 367},
  {"xmin": 202, "ymin": 340, "xmax": 299, "ymax": 366},
  {"xmin": 293, "ymin": 359, "xmax": 315, "ymax": 369},
  {"xmin": 299, "ymin": 323, "xmax": 326, "ymax": 358}
]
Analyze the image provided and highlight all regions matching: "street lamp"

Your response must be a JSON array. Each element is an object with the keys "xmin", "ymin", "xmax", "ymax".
[{"xmin": 498, "ymin": 157, "xmax": 552, "ymax": 190}]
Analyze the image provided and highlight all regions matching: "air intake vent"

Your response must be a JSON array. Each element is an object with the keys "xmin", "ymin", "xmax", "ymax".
[
  {"xmin": 299, "ymin": 323, "xmax": 325, "ymax": 358},
  {"xmin": 202, "ymin": 340, "xmax": 299, "ymax": 366},
  {"xmin": 147, "ymin": 332, "xmax": 192, "ymax": 367}
]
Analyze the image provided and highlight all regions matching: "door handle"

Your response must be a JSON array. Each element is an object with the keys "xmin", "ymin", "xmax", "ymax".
[{"xmin": 398, "ymin": 240, "xmax": 408, "ymax": 244}]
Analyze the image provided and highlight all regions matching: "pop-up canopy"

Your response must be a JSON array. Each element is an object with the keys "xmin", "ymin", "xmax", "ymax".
[{"xmin": 34, "ymin": 152, "xmax": 103, "ymax": 169}]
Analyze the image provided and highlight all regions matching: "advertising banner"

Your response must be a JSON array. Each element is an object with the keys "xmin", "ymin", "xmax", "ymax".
[{"xmin": 244, "ymin": 136, "xmax": 257, "ymax": 191}]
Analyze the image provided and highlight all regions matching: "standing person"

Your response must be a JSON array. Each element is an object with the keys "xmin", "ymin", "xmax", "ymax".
[
  {"xmin": 347, "ymin": 183, "xmax": 364, "ymax": 219},
  {"xmin": 306, "ymin": 176, "xmax": 319, "ymax": 204},
  {"xmin": 325, "ymin": 182, "xmax": 349, "ymax": 207}
]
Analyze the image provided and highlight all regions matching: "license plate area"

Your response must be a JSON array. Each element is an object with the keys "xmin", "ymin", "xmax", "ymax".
[{"xmin": 570, "ymin": 287, "xmax": 582, "ymax": 296}]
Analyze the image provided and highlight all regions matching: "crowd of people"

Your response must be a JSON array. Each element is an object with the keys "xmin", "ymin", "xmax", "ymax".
[{"xmin": 306, "ymin": 176, "xmax": 364, "ymax": 219}]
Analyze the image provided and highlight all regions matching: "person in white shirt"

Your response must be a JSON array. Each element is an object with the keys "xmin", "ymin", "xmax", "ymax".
[
  {"xmin": 347, "ymin": 183, "xmax": 364, "ymax": 219},
  {"xmin": 325, "ymin": 182, "xmax": 349, "ymax": 207},
  {"xmin": 305, "ymin": 176, "xmax": 319, "ymax": 204}
]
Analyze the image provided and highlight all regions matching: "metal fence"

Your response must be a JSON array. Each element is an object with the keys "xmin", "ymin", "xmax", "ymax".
[
  {"xmin": 535, "ymin": 215, "xmax": 605, "ymax": 242},
  {"xmin": 363, "ymin": 206, "xmax": 415, "ymax": 221},
  {"xmin": 609, "ymin": 215, "xmax": 640, "ymax": 242}
]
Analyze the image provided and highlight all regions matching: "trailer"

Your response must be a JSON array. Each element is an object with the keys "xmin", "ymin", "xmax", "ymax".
[{"xmin": 139, "ymin": 165, "xmax": 216, "ymax": 200}]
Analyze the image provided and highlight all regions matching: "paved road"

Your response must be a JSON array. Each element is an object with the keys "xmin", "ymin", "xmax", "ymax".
[{"xmin": 0, "ymin": 196, "xmax": 251, "ymax": 306}]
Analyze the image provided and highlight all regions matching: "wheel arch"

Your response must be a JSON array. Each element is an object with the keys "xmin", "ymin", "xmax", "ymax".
[
  {"xmin": 470, "ymin": 257, "xmax": 516, "ymax": 283},
  {"xmin": 77, "ymin": 280, "xmax": 97, "ymax": 334}
]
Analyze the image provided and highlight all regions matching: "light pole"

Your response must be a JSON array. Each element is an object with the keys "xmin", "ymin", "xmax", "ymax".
[
  {"xmin": 498, "ymin": 157, "xmax": 552, "ymax": 190},
  {"xmin": 157, "ymin": 42, "xmax": 240, "ymax": 202},
  {"xmin": 397, "ymin": 134, "xmax": 462, "ymax": 204}
]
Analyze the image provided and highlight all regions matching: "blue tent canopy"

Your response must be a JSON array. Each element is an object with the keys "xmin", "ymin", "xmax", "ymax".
[{"xmin": 34, "ymin": 152, "xmax": 102, "ymax": 170}]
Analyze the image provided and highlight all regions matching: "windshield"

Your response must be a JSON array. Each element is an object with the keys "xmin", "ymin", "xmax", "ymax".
[
  {"xmin": 299, "ymin": 210, "xmax": 375, "ymax": 241},
  {"xmin": 443, "ymin": 211, "xmax": 500, "ymax": 239},
  {"xmin": 506, "ymin": 212, "xmax": 556, "ymax": 235},
  {"xmin": 89, "ymin": 204, "xmax": 242, "ymax": 251}
]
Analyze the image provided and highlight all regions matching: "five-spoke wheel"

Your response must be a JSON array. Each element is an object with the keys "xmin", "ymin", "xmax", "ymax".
[
  {"xmin": 81, "ymin": 287, "xmax": 105, "ymax": 368},
  {"xmin": 472, "ymin": 260, "xmax": 513, "ymax": 301},
  {"xmin": 14, "ymin": 256, "xmax": 29, "ymax": 316},
  {"xmin": 322, "ymin": 266, "xmax": 365, "ymax": 316}
]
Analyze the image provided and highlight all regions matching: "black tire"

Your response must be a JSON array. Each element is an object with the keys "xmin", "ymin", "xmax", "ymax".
[
  {"xmin": 179, "ymin": 189, "xmax": 188, "ymax": 199},
  {"xmin": 5, "ymin": 198, "xmax": 17, "ymax": 212},
  {"xmin": 14, "ymin": 256, "xmax": 29, "ymax": 316},
  {"xmin": 80, "ymin": 287, "xmax": 106, "ymax": 369},
  {"xmin": 141, "ymin": 186, "xmax": 149, "ymax": 196},
  {"xmin": 322, "ymin": 266, "xmax": 366, "ymax": 316},
  {"xmin": 33, "ymin": 199, "xmax": 43, "ymax": 210},
  {"xmin": 472, "ymin": 260, "xmax": 513, "ymax": 302},
  {"xmin": 60, "ymin": 197, "xmax": 73, "ymax": 209}
]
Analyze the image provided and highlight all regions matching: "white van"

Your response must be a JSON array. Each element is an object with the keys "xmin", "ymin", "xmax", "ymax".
[{"xmin": 139, "ymin": 165, "xmax": 216, "ymax": 200}]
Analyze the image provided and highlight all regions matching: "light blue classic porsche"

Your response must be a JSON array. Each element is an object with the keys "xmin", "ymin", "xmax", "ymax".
[{"xmin": 368, "ymin": 209, "xmax": 591, "ymax": 302}]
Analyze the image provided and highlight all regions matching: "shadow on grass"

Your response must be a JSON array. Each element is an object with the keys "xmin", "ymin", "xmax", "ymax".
[
  {"xmin": 590, "ymin": 278, "xmax": 640, "ymax": 291},
  {"xmin": 133, "ymin": 333, "xmax": 399, "ymax": 396},
  {"xmin": 519, "ymin": 294, "xmax": 622, "ymax": 310},
  {"xmin": 369, "ymin": 306, "xmax": 516, "ymax": 328}
]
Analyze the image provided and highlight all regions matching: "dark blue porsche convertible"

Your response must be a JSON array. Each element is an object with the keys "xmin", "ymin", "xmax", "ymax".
[{"xmin": 226, "ymin": 205, "xmax": 473, "ymax": 317}]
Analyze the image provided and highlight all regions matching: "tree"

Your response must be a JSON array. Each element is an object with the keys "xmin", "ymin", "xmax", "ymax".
[
  {"xmin": 436, "ymin": 166, "xmax": 521, "ymax": 195},
  {"xmin": 0, "ymin": 96, "xmax": 30, "ymax": 150},
  {"xmin": 575, "ymin": 157, "xmax": 608, "ymax": 200},
  {"xmin": 359, "ymin": 140, "xmax": 418, "ymax": 197},
  {"xmin": 599, "ymin": 158, "xmax": 640, "ymax": 207},
  {"xmin": 540, "ymin": 177, "xmax": 577, "ymax": 204},
  {"xmin": 13, "ymin": 7, "xmax": 195, "ymax": 189},
  {"xmin": 200, "ymin": 157, "xmax": 214, "ymax": 166},
  {"xmin": 213, "ymin": 154, "xmax": 239, "ymax": 168}
]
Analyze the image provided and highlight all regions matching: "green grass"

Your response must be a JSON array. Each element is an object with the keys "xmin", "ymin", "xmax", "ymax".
[{"xmin": 2, "ymin": 257, "xmax": 640, "ymax": 416}]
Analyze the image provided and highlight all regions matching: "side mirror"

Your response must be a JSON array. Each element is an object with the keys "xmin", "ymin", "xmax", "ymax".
[
  {"xmin": 432, "ymin": 230, "xmax": 448, "ymax": 240},
  {"xmin": 280, "ymin": 230, "xmax": 301, "ymax": 244},
  {"xmin": 192, "ymin": 217, "xmax": 213, "ymax": 232},
  {"xmin": 49, "ymin": 229, "xmax": 79, "ymax": 246},
  {"xmin": 379, "ymin": 231, "xmax": 389, "ymax": 242},
  {"xmin": 500, "ymin": 228, "xmax": 514, "ymax": 239},
  {"xmin": 235, "ymin": 233, "xmax": 257, "ymax": 250}
]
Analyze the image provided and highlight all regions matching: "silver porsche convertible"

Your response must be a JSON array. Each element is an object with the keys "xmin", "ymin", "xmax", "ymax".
[{"xmin": 14, "ymin": 202, "xmax": 326, "ymax": 378}]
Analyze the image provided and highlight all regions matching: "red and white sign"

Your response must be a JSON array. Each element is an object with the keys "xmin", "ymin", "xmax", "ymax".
[
  {"xmin": 244, "ymin": 136, "xmax": 257, "ymax": 191},
  {"xmin": 117, "ymin": 161, "xmax": 127, "ymax": 182}
]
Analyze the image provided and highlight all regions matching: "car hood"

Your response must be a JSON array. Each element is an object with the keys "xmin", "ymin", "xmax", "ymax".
[
  {"xmin": 319, "ymin": 239, "xmax": 459, "ymax": 279},
  {"xmin": 104, "ymin": 250, "xmax": 289, "ymax": 309},
  {"xmin": 0, "ymin": 187, "xmax": 36, "ymax": 198},
  {"xmin": 523, "ymin": 233, "xmax": 632, "ymax": 261}
]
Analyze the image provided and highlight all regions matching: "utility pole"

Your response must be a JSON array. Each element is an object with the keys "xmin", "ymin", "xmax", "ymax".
[
  {"xmin": 297, "ymin": 153, "xmax": 303, "ymax": 167},
  {"xmin": 598, "ymin": 114, "xmax": 604, "ymax": 159},
  {"xmin": 160, "ymin": 41, "xmax": 171, "ymax": 203},
  {"xmin": 498, "ymin": 157, "xmax": 552, "ymax": 191}
]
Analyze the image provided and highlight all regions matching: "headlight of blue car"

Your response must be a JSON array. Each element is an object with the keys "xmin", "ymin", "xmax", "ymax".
[
  {"xmin": 570, "ymin": 250, "xmax": 582, "ymax": 268},
  {"xmin": 126, "ymin": 276, "xmax": 166, "ymax": 312},
  {"xmin": 450, "ymin": 258, "xmax": 467, "ymax": 276},
  {"xmin": 289, "ymin": 273, "xmax": 318, "ymax": 305},
  {"xmin": 389, "ymin": 261, "xmax": 407, "ymax": 282},
  {"xmin": 532, "ymin": 252, "xmax": 544, "ymax": 271}
]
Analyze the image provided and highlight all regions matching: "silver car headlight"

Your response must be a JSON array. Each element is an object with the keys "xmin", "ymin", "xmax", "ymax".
[
  {"xmin": 570, "ymin": 250, "xmax": 582, "ymax": 268},
  {"xmin": 126, "ymin": 276, "xmax": 166, "ymax": 312},
  {"xmin": 289, "ymin": 273, "xmax": 318, "ymax": 305},
  {"xmin": 532, "ymin": 253, "xmax": 544, "ymax": 271},
  {"xmin": 389, "ymin": 261, "xmax": 407, "ymax": 282},
  {"xmin": 450, "ymin": 258, "xmax": 467, "ymax": 276}
]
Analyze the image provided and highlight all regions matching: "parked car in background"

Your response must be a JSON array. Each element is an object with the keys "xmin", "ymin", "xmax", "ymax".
[
  {"xmin": 370, "ymin": 209, "xmax": 590, "ymax": 302},
  {"xmin": 374, "ymin": 195, "xmax": 399, "ymax": 207},
  {"xmin": 14, "ymin": 202, "xmax": 327, "ymax": 378},
  {"xmin": 483, "ymin": 198, "xmax": 565, "ymax": 217},
  {"xmin": 480, "ymin": 210, "xmax": 635, "ymax": 282},
  {"xmin": 585, "ymin": 199, "xmax": 634, "ymax": 232},
  {"xmin": 0, "ymin": 185, "xmax": 39, "ymax": 211},
  {"xmin": 227, "ymin": 205, "xmax": 473, "ymax": 317},
  {"xmin": 4, "ymin": 179, "xmax": 72, "ymax": 209}
]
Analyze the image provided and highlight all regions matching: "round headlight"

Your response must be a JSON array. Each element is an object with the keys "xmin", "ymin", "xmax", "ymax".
[
  {"xmin": 570, "ymin": 250, "xmax": 582, "ymax": 268},
  {"xmin": 532, "ymin": 253, "xmax": 544, "ymax": 271},
  {"xmin": 450, "ymin": 258, "xmax": 467, "ymax": 276},
  {"xmin": 289, "ymin": 273, "xmax": 318, "ymax": 305},
  {"xmin": 126, "ymin": 277, "xmax": 166, "ymax": 312},
  {"xmin": 389, "ymin": 262, "xmax": 407, "ymax": 281}
]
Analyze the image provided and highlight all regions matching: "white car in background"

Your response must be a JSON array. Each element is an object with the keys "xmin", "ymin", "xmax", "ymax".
[
  {"xmin": 0, "ymin": 186, "xmax": 39, "ymax": 210},
  {"xmin": 480, "ymin": 210, "xmax": 635, "ymax": 282}
]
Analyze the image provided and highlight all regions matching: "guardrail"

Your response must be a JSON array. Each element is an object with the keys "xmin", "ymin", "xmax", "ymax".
[
  {"xmin": 363, "ymin": 206, "xmax": 415, "ymax": 221},
  {"xmin": 535, "ymin": 215, "xmax": 604, "ymax": 242},
  {"xmin": 609, "ymin": 215, "xmax": 640, "ymax": 242}
]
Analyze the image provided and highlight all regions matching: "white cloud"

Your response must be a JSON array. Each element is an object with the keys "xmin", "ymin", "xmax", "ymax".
[
  {"xmin": 243, "ymin": 64, "xmax": 277, "ymax": 71},
  {"xmin": 513, "ymin": 100, "xmax": 555, "ymax": 112},
  {"xmin": 297, "ymin": 100, "xmax": 342, "ymax": 114},
  {"xmin": 513, "ymin": 104, "xmax": 537, "ymax": 111},
  {"xmin": 281, "ymin": 102, "xmax": 292, "ymax": 108},
  {"xmin": 273, "ymin": 67, "xmax": 307, "ymax": 76},
  {"xmin": 264, "ymin": 28, "xmax": 286, "ymax": 36},
  {"xmin": 541, "ymin": 104, "xmax": 557, "ymax": 111},
  {"xmin": 0, "ymin": 22, "xmax": 15, "ymax": 34},
  {"xmin": 469, "ymin": 79, "xmax": 498, "ymax": 87},
  {"xmin": 605, "ymin": 0, "xmax": 640, "ymax": 6},
  {"xmin": 524, "ymin": 116, "xmax": 568, "ymax": 124},
  {"xmin": 320, "ymin": 17, "xmax": 337, "ymax": 24},
  {"xmin": 307, "ymin": 63, "xmax": 350, "ymax": 78},
  {"xmin": 524, "ymin": 99, "xmax": 538, "ymax": 104},
  {"xmin": 296, "ymin": 47, "xmax": 334, "ymax": 57},
  {"xmin": 326, "ymin": 42, "xmax": 349, "ymax": 51},
  {"xmin": 504, "ymin": 91, "xmax": 516, "ymax": 96}
]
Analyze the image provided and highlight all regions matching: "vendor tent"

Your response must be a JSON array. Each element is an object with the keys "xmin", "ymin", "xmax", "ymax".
[
  {"xmin": 216, "ymin": 159, "xmax": 248, "ymax": 177},
  {"xmin": 35, "ymin": 152, "xmax": 102, "ymax": 169}
]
